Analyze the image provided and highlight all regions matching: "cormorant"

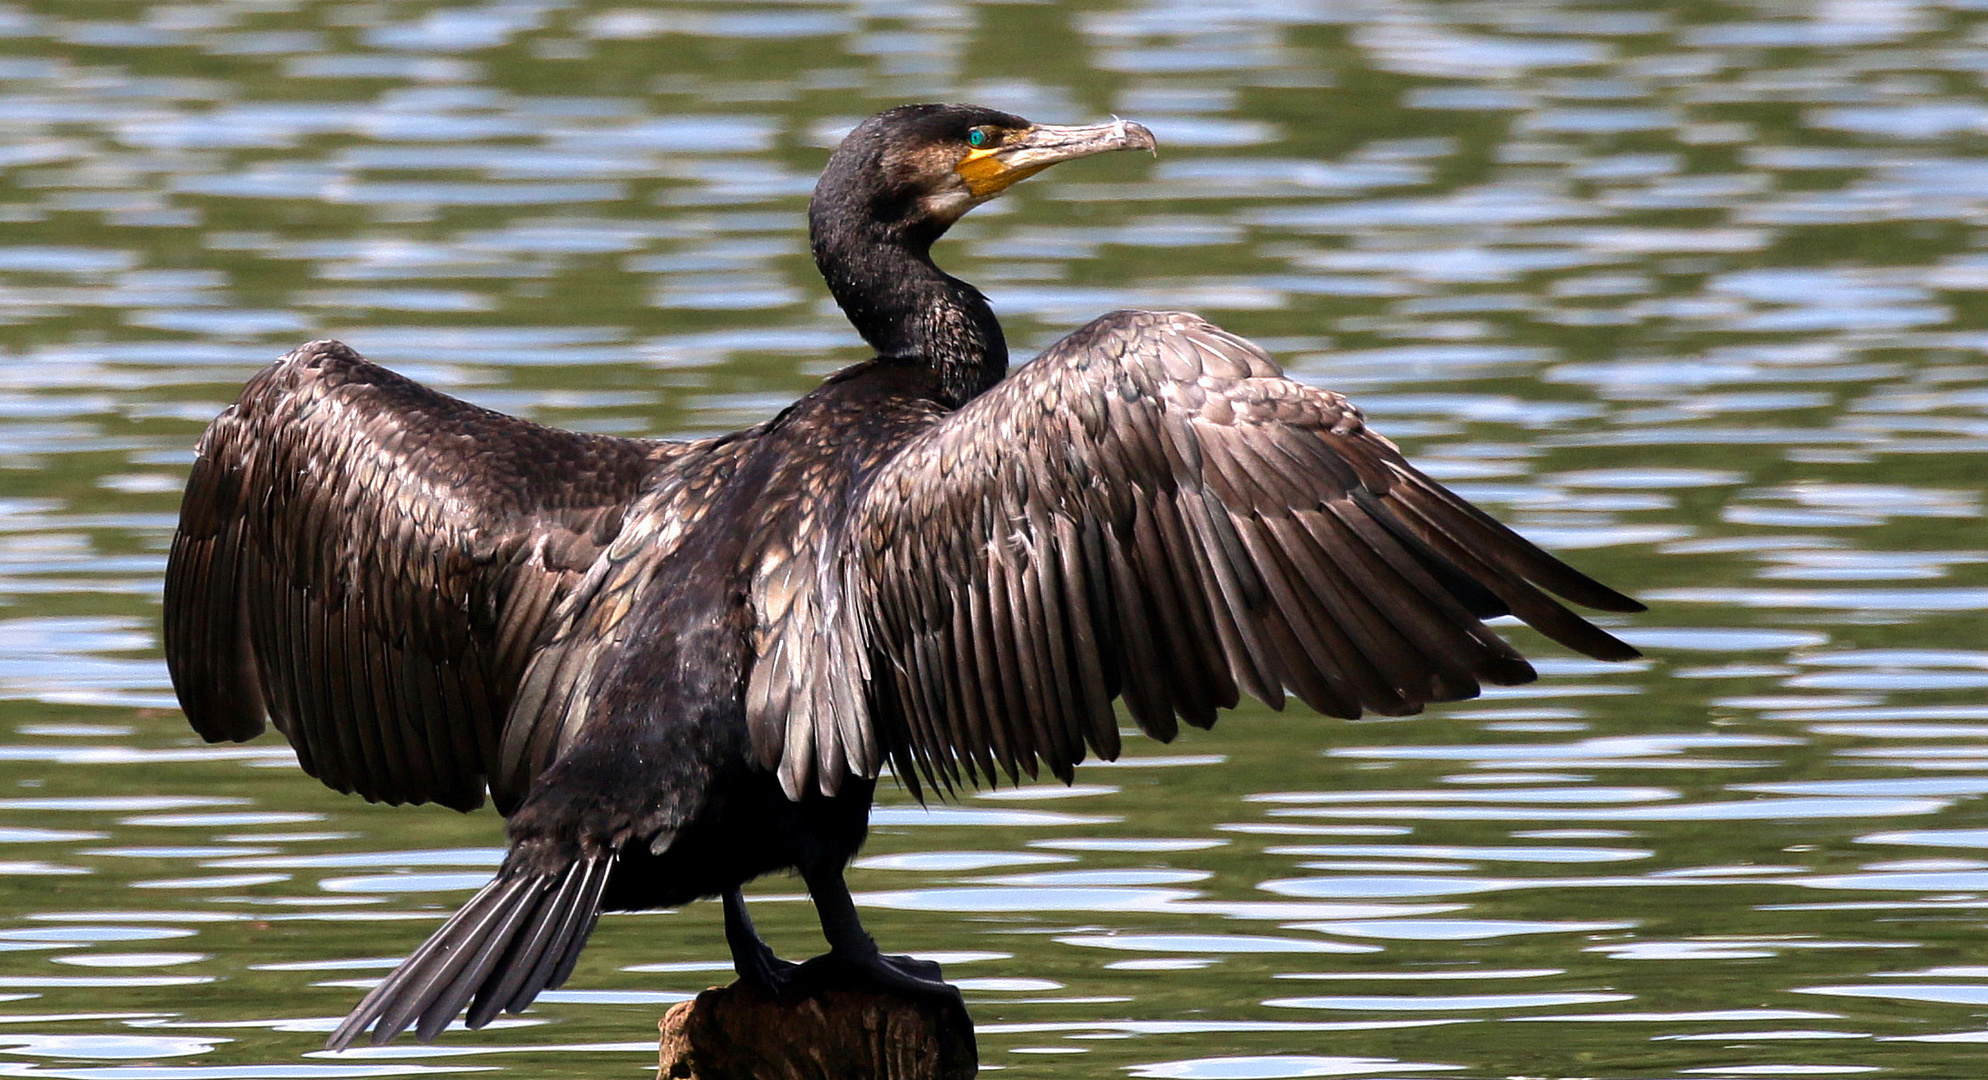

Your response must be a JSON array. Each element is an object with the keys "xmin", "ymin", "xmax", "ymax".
[{"xmin": 162, "ymin": 103, "xmax": 1645, "ymax": 1049}]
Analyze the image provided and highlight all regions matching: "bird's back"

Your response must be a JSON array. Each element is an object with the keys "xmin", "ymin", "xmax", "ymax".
[{"xmin": 498, "ymin": 354, "xmax": 957, "ymax": 831}]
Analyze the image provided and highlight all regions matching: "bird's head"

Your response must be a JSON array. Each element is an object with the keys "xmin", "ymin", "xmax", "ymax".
[{"xmin": 811, "ymin": 103, "xmax": 1157, "ymax": 249}]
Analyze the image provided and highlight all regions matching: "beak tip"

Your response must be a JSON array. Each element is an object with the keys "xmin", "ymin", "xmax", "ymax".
[{"xmin": 1120, "ymin": 120, "xmax": 1158, "ymax": 154}]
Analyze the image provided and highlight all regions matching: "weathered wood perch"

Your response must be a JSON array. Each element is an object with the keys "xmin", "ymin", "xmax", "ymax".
[{"xmin": 657, "ymin": 983, "xmax": 977, "ymax": 1080}]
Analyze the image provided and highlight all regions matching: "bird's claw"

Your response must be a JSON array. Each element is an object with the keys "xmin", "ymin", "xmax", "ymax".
[
  {"xmin": 748, "ymin": 949, "xmax": 958, "ymax": 1005},
  {"xmin": 731, "ymin": 941, "xmax": 801, "ymax": 997}
]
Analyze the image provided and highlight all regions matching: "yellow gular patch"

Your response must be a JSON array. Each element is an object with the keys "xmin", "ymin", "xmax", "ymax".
[{"xmin": 956, "ymin": 147, "xmax": 1051, "ymax": 199}]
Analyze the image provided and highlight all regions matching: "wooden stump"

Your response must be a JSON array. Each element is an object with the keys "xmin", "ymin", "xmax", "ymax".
[{"xmin": 657, "ymin": 983, "xmax": 977, "ymax": 1080}]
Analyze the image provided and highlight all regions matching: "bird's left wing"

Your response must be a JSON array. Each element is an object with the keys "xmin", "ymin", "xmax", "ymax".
[
  {"xmin": 812, "ymin": 309, "xmax": 1641, "ymax": 798},
  {"xmin": 163, "ymin": 341, "xmax": 680, "ymax": 812}
]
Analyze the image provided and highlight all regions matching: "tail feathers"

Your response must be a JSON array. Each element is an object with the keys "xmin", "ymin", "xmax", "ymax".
[
  {"xmin": 468, "ymin": 855, "xmax": 609, "ymax": 1028},
  {"xmin": 326, "ymin": 853, "xmax": 613, "ymax": 1051}
]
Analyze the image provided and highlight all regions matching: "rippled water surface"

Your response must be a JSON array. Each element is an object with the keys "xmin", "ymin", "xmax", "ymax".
[{"xmin": 4, "ymin": 0, "xmax": 1988, "ymax": 1076}]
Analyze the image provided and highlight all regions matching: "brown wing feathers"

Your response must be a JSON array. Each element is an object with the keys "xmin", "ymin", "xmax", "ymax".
[
  {"xmin": 844, "ymin": 310, "xmax": 1642, "ymax": 796},
  {"xmin": 175, "ymin": 322, "xmax": 1639, "ymax": 812},
  {"xmin": 164, "ymin": 340, "xmax": 664, "ymax": 813}
]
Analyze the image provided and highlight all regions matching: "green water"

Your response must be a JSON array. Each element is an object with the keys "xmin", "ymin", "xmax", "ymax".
[{"xmin": 3, "ymin": 1, "xmax": 1988, "ymax": 1077}]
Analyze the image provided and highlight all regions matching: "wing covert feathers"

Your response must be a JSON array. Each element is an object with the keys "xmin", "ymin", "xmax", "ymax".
[
  {"xmin": 163, "ymin": 340, "xmax": 668, "ymax": 812},
  {"xmin": 174, "ymin": 324, "xmax": 1640, "ymax": 814},
  {"xmin": 836, "ymin": 309, "xmax": 1642, "ymax": 796}
]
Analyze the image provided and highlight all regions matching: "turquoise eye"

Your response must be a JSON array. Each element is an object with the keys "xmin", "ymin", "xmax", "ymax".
[{"xmin": 968, "ymin": 128, "xmax": 988, "ymax": 148}]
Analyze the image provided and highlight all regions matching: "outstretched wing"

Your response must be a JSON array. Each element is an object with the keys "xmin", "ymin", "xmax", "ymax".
[
  {"xmin": 826, "ymin": 309, "xmax": 1642, "ymax": 797},
  {"xmin": 164, "ymin": 340, "xmax": 683, "ymax": 812}
]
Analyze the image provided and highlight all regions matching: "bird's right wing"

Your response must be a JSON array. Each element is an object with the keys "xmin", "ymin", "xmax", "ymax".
[
  {"xmin": 841, "ymin": 310, "xmax": 1642, "ymax": 797},
  {"xmin": 164, "ymin": 340, "xmax": 682, "ymax": 812}
]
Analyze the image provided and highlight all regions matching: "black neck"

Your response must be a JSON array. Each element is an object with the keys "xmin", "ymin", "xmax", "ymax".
[{"xmin": 810, "ymin": 209, "xmax": 1008, "ymax": 407}]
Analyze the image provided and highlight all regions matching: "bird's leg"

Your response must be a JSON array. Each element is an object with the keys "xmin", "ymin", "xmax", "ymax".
[
  {"xmin": 795, "ymin": 863, "xmax": 957, "ymax": 1000},
  {"xmin": 723, "ymin": 888, "xmax": 797, "ymax": 995}
]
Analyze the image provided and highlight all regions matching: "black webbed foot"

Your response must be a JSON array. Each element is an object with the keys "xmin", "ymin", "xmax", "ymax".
[
  {"xmin": 732, "ymin": 938, "xmax": 801, "ymax": 996},
  {"xmin": 775, "ymin": 863, "xmax": 967, "ymax": 1004},
  {"xmin": 723, "ymin": 888, "xmax": 801, "ymax": 996},
  {"xmin": 789, "ymin": 947, "xmax": 959, "ymax": 1004}
]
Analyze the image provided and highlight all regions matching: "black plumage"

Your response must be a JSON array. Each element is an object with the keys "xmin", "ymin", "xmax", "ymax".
[{"xmin": 162, "ymin": 103, "xmax": 1645, "ymax": 1050}]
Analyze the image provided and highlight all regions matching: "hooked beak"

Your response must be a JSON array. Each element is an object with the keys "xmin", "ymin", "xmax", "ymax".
[{"xmin": 956, "ymin": 118, "xmax": 1158, "ymax": 200}]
